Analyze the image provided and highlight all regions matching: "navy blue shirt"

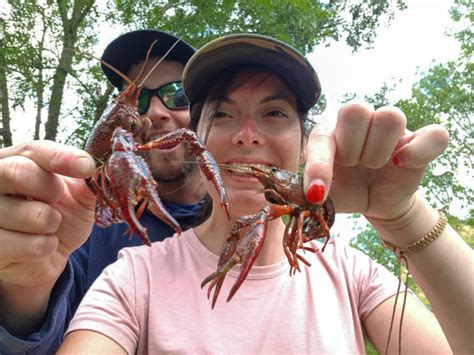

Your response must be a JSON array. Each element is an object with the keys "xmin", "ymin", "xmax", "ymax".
[{"xmin": 0, "ymin": 201, "xmax": 203, "ymax": 354}]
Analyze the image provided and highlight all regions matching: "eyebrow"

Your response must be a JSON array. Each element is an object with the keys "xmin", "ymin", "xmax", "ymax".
[
  {"xmin": 217, "ymin": 94, "xmax": 294, "ymax": 106},
  {"xmin": 260, "ymin": 94, "xmax": 294, "ymax": 105}
]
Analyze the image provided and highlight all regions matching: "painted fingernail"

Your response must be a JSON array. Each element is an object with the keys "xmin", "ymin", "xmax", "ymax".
[
  {"xmin": 306, "ymin": 179, "xmax": 326, "ymax": 204},
  {"xmin": 76, "ymin": 156, "xmax": 96, "ymax": 177},
  {"xmin": 392, "ymin": 154, "xmax": 402, "ymax": 167}
]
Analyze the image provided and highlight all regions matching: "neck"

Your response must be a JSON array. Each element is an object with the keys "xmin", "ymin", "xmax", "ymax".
[{"xmin": 194, "ymin": 201, "xmax": 286, "ymax": 266}]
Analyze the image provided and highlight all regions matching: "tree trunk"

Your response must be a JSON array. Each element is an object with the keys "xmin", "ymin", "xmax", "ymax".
[
  {"xmin": 93, "ymin": 82, "xmax": 115, "ymax": 125},
  {"xmin": 0, "ymin": 37, "xmax": 13, "ymax": 147},
  {"xmin": 34, "ymin": 73, "xmax": 44, "ymax": 140},
  {"xmin": 34, "ymin": 8, "xmax": 47, "ymax": 140},
  {"xmin": 44, "ymin": 0, "xmax": 94, "ymax": 141},
  {"xmin": 44, "ymin": 41, "xmax": 73, "ymax": 141}
]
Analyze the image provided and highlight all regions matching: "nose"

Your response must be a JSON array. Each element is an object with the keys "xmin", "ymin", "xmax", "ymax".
[
  {"xmin": 146, "ymin": 96, "xmax": 171, "ymax": 125},
  {"xmin": 231, "ymin": 115, "xmax": 265, "ymax": 147}
]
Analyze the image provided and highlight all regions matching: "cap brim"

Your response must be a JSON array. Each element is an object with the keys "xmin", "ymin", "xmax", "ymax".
[
  {"xmin": 101, "ymin": 30, "xmax": 195, "ymax": 88},
  {"xmin": 183, "ymin": 34, "xmax": 321, "ymax": 112}
]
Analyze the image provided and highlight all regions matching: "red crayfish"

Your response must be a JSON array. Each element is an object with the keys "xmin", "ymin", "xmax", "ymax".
[
  {"xmin": 84, "ymin": 41, "xmax": 230, "ymax": 246},
  {"xmin": 201, "ymin": 164, "xmax": 335, "ymax": 308}
]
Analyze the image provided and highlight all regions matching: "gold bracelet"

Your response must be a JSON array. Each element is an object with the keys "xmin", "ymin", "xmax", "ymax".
[{"xmin": 382, "ymin": 210, "xmax": 447, "ymax": 257}]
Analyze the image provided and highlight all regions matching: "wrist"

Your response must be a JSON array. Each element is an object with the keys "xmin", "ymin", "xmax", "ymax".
[
  {"xmin": 0, "ymin": 281, "xmax": 54, "ymax": 338},
  {"xmin": 366, "ymin": 194, "xmax": 440, "ymax": 248}
]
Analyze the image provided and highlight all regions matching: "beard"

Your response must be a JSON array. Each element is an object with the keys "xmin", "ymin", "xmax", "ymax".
[{"xmin": 143, "ymin": 147, "xmax": 196, "ymax": 182}]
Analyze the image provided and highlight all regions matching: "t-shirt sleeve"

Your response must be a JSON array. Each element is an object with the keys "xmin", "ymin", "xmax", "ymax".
[
  {"xmin": 0, "ymin": 260, "xmax": 73, "ymax": 354},
  {"xmin": 344, "ymin": 244, "xmax": 401, "ymax": 321},
  {"xmin": 65, "ymin": 249, "xmax": 139, "ymax": 354}
]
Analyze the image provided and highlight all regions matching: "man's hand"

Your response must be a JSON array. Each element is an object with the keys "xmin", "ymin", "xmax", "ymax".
[{"xmin": 0, "ymin": 140, "xmax": 97, "ymax": 335}]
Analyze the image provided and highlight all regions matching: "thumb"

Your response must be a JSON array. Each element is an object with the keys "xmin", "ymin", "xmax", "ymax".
[
  {"xmin": 393, "ymin": 125, "xmax": 449, "ymax": 170},
  {"xmin": 0, "ymin": 141, "xmax": 96, "ymax": 178}
]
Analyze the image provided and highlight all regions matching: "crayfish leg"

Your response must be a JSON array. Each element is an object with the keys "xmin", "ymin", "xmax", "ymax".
[
  {"xmin": 314, "ymin": 213, "xmax": 331, "ymax": 252},
  {"xmin": 142, "ymin": 183, "xmax": 182, "ymax": 236},
  {"xmin": 226, "ymin": 210, "xmax": 270, "ymax": 303}
]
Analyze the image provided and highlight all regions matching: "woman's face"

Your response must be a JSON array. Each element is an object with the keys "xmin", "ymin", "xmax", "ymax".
[{"xmin": 197, "ymin": 70, "xmax": 305, "ymax": 210}]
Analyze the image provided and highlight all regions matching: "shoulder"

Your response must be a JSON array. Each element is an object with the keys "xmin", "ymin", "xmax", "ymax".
[
  {"xmin": 315, "ymin": 237, "xmax": 374, "ymax": 267},
  {"xmin": 312, "ymin": 237, "xmax": 398, "ymax": 288}
]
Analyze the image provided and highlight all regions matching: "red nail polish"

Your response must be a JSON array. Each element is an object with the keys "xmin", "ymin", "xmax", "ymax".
[
  {"xmin": 392, "ymin": 154, "xmax": 402, "ymax": 167},
  {"xmin": 307, "ymin": 180, "xmax": 325, "ymax": 204}
]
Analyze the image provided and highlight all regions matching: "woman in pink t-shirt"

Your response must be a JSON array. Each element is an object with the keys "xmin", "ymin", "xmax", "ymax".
[{"xmin": 59, "ymin": 34, "xmax": 472, "ymax": 354}]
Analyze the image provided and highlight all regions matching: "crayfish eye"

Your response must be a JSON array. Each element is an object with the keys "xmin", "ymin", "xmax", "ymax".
[{"xmin": 271, "ymin": 167, "xmax": 278, "ymax": 173}]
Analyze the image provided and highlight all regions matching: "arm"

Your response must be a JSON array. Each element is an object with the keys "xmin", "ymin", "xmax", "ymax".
[
  {"xmin": 58, "ymin": 330, "xmax": 127, "ymax": 355},
  {"xmin": 366, "ymin": 196, "xmax": 473, "ymax": 353},
  {"xmin": 0, "ymin": 141, "xmax": 96, "ymax": 340},
  {"xmin": 304, "ymin": 102, "xmax": 473, "ymax": 353}
]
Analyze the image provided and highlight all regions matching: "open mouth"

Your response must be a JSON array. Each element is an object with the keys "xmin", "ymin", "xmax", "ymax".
[{"xmin": 221, "ymin": 163, "xmax": 273, "ymax": 179}]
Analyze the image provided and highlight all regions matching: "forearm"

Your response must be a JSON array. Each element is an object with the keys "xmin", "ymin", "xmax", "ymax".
[
  {"xmin": 368, "ymin": 196, "xmax": 474, "ymax": 353},
  {"xmin": 0, "ymin": 281, "xmax": 55, "ymax": 338}
]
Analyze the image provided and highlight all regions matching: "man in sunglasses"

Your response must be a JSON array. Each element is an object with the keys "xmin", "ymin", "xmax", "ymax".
[{"xmin": 0, "ymin": 30, "xmax": 207, "ymax": 354}]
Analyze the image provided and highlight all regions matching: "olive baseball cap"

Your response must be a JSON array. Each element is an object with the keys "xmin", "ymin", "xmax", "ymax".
[
  {"xmin": 183, "ymin": 33, "xmax": 321, "ymax": 111},
  {"xmin": 101, "ymin": 29, "xmax": 196, "ymax": 88}
]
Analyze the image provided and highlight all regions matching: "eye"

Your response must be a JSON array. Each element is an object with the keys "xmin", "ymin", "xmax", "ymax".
[
  {"xmin": 212, "ymin": 110, "xmax": 232, "ymax": 119},
  {"xmin": 265, "ymin": 110, "xmax": 287, "ymax": 118}
]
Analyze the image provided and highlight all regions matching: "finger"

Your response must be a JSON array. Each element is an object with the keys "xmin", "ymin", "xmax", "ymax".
[
  {"xmin": 360, "ymin": 106, "xmax": 406, "ymax": 169},
  {"xmin": 334, "ymin": 101, "xmax": 373, "ymax": 166},
  {"xmin": 0, "ymin": 196, "xmax": 62, "ymax": 234},
  {"xmin": 0, "ymin": 141, "xmax": 96, "ymax": 178},
  {"xmin": 304, "ymin": 118, "xmax": 336, "ymax": 204},
  {"xmin": 0, "ymin": 156, "xmax": 65, "ymax": 202},
  {"xmin": 0, "ymin": 230, "xmax": 58, "ymax": 262},
  {"xmin": 393, "ymin": 124, "xmax": 449, "ymax": 169}
]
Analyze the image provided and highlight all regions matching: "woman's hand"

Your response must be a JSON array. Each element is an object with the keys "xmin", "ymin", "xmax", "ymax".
[{"xmin": 303, "ymin": 102, "xmax": 449, "ymax": 222}]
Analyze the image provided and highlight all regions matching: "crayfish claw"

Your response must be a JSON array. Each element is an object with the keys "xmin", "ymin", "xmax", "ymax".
[{"xmin": 138, "ymin": 129, "xmax": 231, "ymax": 220}]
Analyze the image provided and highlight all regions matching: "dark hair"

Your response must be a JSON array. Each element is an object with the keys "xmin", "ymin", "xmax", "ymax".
[
  {"xmin": 189, "ymin": 64, "xmax": 310, "ymax": 138},
  {"xmin": 189, "ymin": 64, "xmax": 310, "ymax": 223}
]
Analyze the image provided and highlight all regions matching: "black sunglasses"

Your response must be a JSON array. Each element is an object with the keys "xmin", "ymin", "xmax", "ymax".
[{"xmin": 137, "ymin": 81, "xmax": 189, "ymax": 114}]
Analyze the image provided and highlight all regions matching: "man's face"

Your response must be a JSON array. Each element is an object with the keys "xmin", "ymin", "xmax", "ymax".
[{"xmin": 127, "ymin": 57, "xmax": 194, "ymax": 182}]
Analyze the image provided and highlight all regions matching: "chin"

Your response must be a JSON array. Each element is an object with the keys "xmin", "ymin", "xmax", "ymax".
[{"xmin": 229, "ymin": 190, "xmax": 267, "ymax": 211}]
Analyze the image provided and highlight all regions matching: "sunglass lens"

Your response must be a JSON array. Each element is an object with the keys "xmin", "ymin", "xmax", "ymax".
[{"xmin": 159, "ymin": 83, "xmax": 189, "ymax": 109}]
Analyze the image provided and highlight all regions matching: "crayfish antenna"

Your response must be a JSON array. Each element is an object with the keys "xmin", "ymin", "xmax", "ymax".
[
  {"xmin": 131, "ymin": 39, "xmax": 159, "ymax": 86},
  {"xmin": 100, "ymin": 59, "xmax": 134, "ymax": 87},
  {"xmin": 138, "ymin": 37, "xmax": 183, "ymax": 87}
]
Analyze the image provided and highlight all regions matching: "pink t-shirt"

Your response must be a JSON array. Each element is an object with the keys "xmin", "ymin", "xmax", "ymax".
[{"xmin": 67, "ymin": 229, "xmax": 399, "ymax": 354}]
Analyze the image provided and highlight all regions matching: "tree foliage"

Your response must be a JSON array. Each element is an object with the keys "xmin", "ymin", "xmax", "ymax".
[
  {"xmin": 109, "ymin": 0, "xmax": 406, "ymax": 53},
  {"xmin": 1, "ymin": 0, "xmax": 100, "ymax": 144},
  {"xmin": 1, "ymin": 0, "xmax": 406, "ymax": 147}
]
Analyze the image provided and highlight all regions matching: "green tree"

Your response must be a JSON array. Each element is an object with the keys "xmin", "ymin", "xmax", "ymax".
[
  {"xmin": 110, "ymin": 0, "xmax": 406, "ymax": 52},
  {"xmin": 2, "ymin": 0, "xmax": 98, "ymax": 144},
  {"xmin": 342, "ymin": 1, "xmax": 473, "ymax": 215},
  {"xmin": 2, "ymin": 0, "xmax": 406, "ymax": 147}
]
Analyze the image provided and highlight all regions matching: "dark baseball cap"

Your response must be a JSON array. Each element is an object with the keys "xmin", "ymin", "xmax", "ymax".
[
  {"xmin": 183, "ymin": 33, "xmax": 321, "ymax": 112},
  {"xmin": 101, "ymin": 29, "xmax": 196, "ymax": 88}
]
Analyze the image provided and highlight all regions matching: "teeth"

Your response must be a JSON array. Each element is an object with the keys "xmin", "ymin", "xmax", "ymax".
[
  {"xmin": 231, "ymin": 163, "xmax": 269, "ymax": 168},
  {"xmin": 148, "ymin": 132, "xmax": 170, "ymax": 141},
  {"xmin": 230, "ymin": 170, "xmax": 252, "ymax": 177}
]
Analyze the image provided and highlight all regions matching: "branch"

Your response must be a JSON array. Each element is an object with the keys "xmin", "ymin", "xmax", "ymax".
[
  {"xmin": 56, "ymin": 0, "xmax": 69, "ymax": 26},
  {"xmin": 57, "ymin": 66, "xmax": 102, "ymax": 105}
]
